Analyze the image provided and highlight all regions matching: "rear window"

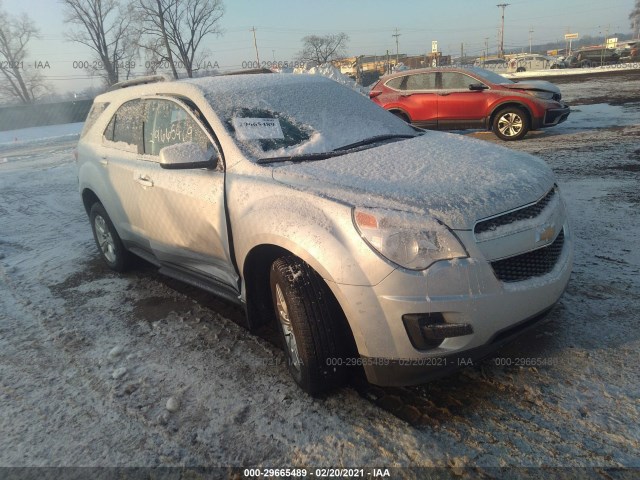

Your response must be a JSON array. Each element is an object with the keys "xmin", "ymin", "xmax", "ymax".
[{"xmin": 80, "ymin": 102, "xmax": 109, "ymax": 138}]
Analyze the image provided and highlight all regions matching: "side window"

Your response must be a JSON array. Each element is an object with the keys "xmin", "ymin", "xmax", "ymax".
[
  {"xmin": 405, "ymin": 73, "xmax": 436, "ymax": 90},
  {"xmin": 441, "ymin": 72, "xmax": 478, "ymax": 90},
  {"xmin": 143, "ymin": 99, "xmax": 213, "ymax": 157},
  {"xmin": 103, "ymin": 99, "xmax": 143, "ymax": 153},
  {"xmin": 385, "ymin": 76, "xmax": 407, "ymax": 90},
  {"xmin": 81, "ymin": 102, "xmax": 109, "ymax": 138}
]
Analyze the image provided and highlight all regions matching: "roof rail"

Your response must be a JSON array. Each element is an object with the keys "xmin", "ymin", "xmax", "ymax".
[{"xmin": 108, "ymin": 74, "xmax": 170, "ymax": 91}]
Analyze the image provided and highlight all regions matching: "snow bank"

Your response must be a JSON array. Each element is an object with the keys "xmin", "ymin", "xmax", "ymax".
[
  {"xmin": 0, "ymin": 122, "xmax": 84, "ymax": 146},
  {"xmin": 504, "ymin": 63, "xmax": 640, "ymax": 80},
  {"xmin": 293, "ymin": 63, "xmax": 369, "ymax": 95}
]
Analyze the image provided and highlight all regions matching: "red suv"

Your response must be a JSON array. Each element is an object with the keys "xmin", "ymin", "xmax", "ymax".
[{"xmin": 369, "ymin": 67, "xmax": 570, "ymax": 140}]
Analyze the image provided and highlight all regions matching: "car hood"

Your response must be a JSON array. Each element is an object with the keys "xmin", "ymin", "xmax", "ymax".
[
  {"xmin": 503, "ymin": 80, "xmax": 561, "ymax": 95},
  {"xmin": 271, "ymin": 133, "xmax": 555, "ymax": 230}
]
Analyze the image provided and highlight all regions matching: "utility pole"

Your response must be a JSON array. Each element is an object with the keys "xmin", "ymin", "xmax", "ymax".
[
  {"xmin": 392, "ymin": 28, "xmax": 401, "ymax": 66},
  {"xmin": 250, "ymin": 26, "xmax": 260, "ymax": 66},
  {"xmin": 529, "ymin": 27, "xmax": 534, "ymax": 53},
  {"xmin": 497, "ymin": 3, "xmax": 510, "ymax": 58},
  {"xmin": 484, "ymin": 37, "xmax": 489, "ymax": 63},
  {"xmin": 460, "ymin": 43, "xmax": 464, "ymax": 66},
  {"xmin": 601, "ymin": 24, "xmax": 610, "ymax": 67}
]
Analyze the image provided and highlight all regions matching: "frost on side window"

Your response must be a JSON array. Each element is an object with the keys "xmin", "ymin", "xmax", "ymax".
[
  {"xmin": 81, "ymin": 102, "xmax": 109, "ymax": 138},
  {"xmin": 226, "ymin": 108, "xmax": 311, "ymax": 153},
  {"xmin": 143, "ymin": 99, "xmax": 212, "ymax": 156},
  {"xmin": 103, "ymin": 99, "xmax": 144, "ymax": 153}
]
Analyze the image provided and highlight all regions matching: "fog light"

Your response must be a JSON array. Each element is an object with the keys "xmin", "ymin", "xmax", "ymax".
[{"xmin": 402, "ymin": 313, "xmax": 473, "ymax": 350}]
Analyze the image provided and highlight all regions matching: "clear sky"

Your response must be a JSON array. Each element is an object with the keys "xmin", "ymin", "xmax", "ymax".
[{"xmin": 2, "ymin": 0, "xmax": 635, "ymax": 94}]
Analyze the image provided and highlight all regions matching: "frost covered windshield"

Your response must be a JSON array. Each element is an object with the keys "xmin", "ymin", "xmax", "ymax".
[{"xmin": 187, "ymin": 74, "xmax": 417, "ymax": 161}]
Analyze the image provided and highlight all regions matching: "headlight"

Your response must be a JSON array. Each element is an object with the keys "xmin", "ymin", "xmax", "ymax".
[
  {"xmin": 527, "ymin": 90, "xmax": 555, "ymax": 100},
  {"xmin": 353, "ymin": 207, "xmax": 467, "ymax": 270}
]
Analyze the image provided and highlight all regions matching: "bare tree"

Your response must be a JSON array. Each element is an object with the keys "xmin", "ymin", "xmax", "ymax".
[
  {"xmin": 631, "ymin": 0, "xmax": 640, "ymax": 39},
  {"xmin": 135, "ymin": 0, "xmax": 224, "ymax": 78},
  {"xmin": 0, "ymin": 5, "xmax": 50, "ymax": 103},
  {"xmin": 297, "ymin": 33, "xmax": 349, "ymax": 66},
  {"xmin": 61, "ymin": 0, "xmax": 138, "ymax": 86}
]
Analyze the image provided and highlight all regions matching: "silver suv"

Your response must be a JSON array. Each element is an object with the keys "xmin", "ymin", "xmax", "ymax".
[{"xmin": 77, "ymin": 73, "xmax": 573, "ymax": 394}]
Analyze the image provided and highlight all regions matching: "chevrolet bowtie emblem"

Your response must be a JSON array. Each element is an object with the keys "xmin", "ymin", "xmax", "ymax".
[{"xmin": 536, "ymin": 224, "xmax": 556, "ymax": 243}]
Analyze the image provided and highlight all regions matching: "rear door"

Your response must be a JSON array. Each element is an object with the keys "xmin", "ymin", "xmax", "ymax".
[
  {"xmin": 135, "ymin": 97, "xmax": 238, "ymax": 288},
  {"xmin": 100, "ymin": 99, "xmax": 149, "ymax": 246},
  {"xmin": 394, "ymin": 72, "xmax": 439, "ymax": 127}
]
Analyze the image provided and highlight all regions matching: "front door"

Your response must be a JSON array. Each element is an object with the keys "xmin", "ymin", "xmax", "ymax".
[
  {"xmin": 436, "ymin": 72, "xmax": 489, "ymax": 130},
  {"xmin": 135, "ymin": 97, "xmax": 238, "ymax": 288}
]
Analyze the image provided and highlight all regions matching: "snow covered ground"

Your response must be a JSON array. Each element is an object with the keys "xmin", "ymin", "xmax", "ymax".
[{"xmin": 0, "ymin": 73, "xmax": 639, "ymax": 473}]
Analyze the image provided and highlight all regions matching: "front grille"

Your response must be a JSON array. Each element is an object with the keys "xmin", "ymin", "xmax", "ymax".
[
  {"xmin": 491, "ymin": 230, "xmax": 565, "ymax": 283},
  {"xmin": 474, "ymin": 187, "xmax": 556, "ymax": 235}
]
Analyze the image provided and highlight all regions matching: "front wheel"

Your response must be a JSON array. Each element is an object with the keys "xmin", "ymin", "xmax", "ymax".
[
  {"xmin": 492, "ymin": 107, "xmax": 529, "ymax": 141},
  {"xmin": 90, "ymin": 203, "xmax": 130, "ymax": 271},
  {"xmin": 270, "ymin": 256, "xmax": 350, "ymax": 395}
]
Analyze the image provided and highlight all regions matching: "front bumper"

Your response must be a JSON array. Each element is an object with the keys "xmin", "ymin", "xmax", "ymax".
[
  {"xmin": 361, "ymin": 306, "xmax": 555, "ymax": 386},
  {"xmin": 543, "ymin": 105, "xmax": 571, "ymax": 127},
  {"xmin": 329, "ymin": 222, "xmax": 573, "ymax": 387}
]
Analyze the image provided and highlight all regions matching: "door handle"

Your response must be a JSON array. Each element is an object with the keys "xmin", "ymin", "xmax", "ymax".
[{"xmin": 135, "ymin": 175, "xmax": 154, "ymax": 187}]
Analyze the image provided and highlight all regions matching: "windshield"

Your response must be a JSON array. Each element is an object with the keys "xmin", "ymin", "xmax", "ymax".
[
  {"xmin": 188, "ymin": 74, "xmax": 416, "ymax": 162},
  {"xmin": 467, "ymin": 67, "xmax": 514, "ymax": 85}
]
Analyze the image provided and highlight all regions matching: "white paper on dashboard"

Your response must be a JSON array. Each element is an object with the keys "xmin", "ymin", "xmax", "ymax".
[{"xmin": 232, "ymin": 117, "xmax": 285, "ymax": 140}]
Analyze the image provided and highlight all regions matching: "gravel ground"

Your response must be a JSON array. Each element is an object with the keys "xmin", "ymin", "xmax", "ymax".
[{"xmin": 0, "ymin": 72, "xmax": 639, "ymax": 475}]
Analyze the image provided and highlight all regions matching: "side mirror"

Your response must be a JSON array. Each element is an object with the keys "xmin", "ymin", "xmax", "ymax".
[
  {"xmin": 159, "ymin": 142, "xmax": 217, "ymax": 169},
  {"xmin": 469, "ymin": 83, "xmax": 488, "ymax": 91}
]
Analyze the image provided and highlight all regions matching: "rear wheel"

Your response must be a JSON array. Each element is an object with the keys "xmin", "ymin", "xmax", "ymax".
[
  {"xmin": 516, "ymin": 66, "xmax": 526, "ymax": 72},
  {"xmin": 389, "ymin": 110, "xmax": 410, "ymax": 123},
  {"xmin": 270, "ymin": 255, "xmax": 350, "ymax": 395},
  {"xmin": 90, "ymin": 203, "xmax": 130, "ymax": 272},
  {"xmin": 492, "ymin": 107, "xmax": 529, "ymax": 141},
  {"xmin": 580, "ymin": 60, "xmax": 592, "ymax": 68}
]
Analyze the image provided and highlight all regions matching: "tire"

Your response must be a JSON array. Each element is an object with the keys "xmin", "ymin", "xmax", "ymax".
[
  {"xmin": 580, "ymin": 60, "xmax": 592, "ymax": 68},
  {"xmin": 270, "ymin": 255, "xmax": 349, "ymax": 395},
  {"xmin": 89, "ymin": 202, "xmax": 130, "ymax": 272},
  {"xmin": 390, "ymin": 110, "xmax": 410, "ymax": 123},
  {"xmin": 492, "ymin": 107, "xmax": 529, "ymax": 141},
  {"xmin": 516, "ymin": 67, "xmax": 526, "ymax": 72}
]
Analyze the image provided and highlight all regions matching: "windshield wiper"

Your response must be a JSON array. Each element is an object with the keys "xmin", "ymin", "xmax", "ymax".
[
  {"xmin": 256, "ymin": 134, "xmax": 417, "ymax": 165},
  {"xmin": 332, "ymin": 134, "xmax": 417, "ymax": 151},
  {"xmin": 257, "ymin": 151, "xmax": 345, "ymax": 164}
]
